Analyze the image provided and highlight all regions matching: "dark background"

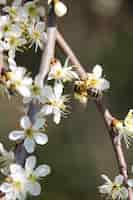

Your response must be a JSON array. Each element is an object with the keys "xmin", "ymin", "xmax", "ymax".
[{"xmin": 1, "ymin": 0, "xmax": 133, "ymax": 199}]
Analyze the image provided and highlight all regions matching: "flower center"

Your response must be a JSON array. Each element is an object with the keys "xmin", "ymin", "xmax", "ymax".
[
  {"xmin": 25, "ymin": 129, "xmax": 33, "ymax": 138},
  {"xmin": 112, "ymin": 183, "xmax": 121, "ymax": 194},
  {"xmin": 32, "ymin": 85, "xmax": 41, "ymax": 95},
  {"xmin": 50, "ymin": 99, "xmax": 58, "ymax": 107},
  {"xmin": 55, "ymin": 69, "xmax": 62, "ymax": 78},
  {"xmin": 28, "ymin": 6, "xmax": 37, "ymax": 17},
  {"xmin": 33, "ymin": 31, "xmax": 40, "ymax": 40},
  {"xmin": 13, "ymin": 180, "xmax": 22, "ymax": 191},
  {"xmin": 8, "ymin": 36, "xmax": 19, "ymax": 47},
  {"xmin": 9, "ymin": 7, "xmax": 17, "ymax": 18},
  {"xmin": 3, "ymin": 24, "xmax": 10, "ymax": 33}
]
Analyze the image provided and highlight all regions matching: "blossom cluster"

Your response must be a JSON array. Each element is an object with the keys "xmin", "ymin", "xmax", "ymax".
[
  {"xmin": 0, "ymin": 55, "xmax": 79, "ymax": 199},
  {"xmin": 0, "ymin": 0, "xmax": 47, "ymax": 59},
  {"xmin": 0, "ymin": 155, "xmax": 50, "ymax": 200}
]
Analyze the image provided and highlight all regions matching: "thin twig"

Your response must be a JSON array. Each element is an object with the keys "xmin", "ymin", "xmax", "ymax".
[
  {"xmin": 56, "ymin": 30, "xmax": 133, "ymax": 200},
  {"xmin": 38, "ymin": 3, "xmax": 56, "ymax": 80},
  {"xmin": 56, "ymin": 30, "xmax": 87, "ymax": 80}
]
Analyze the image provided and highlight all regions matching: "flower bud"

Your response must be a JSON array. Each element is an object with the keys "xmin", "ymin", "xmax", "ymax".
[{"xmin": 54, "ymin": 1, "xmax": 67, "ymax": 17}]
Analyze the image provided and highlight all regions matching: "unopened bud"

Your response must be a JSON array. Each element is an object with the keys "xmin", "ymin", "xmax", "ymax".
[{"xmin": 54, "ymin": 1, "xmax": 67, "ymax": 17}]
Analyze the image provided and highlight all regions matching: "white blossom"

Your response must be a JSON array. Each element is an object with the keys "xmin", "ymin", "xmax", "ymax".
[
  {"xmin": 48, "ymin": 58, "xmax": 78, "ymax": 82},
  {"xmin": 6, "ymin": 66, "xmax": 32, "ymax": 97},
  {"xmin": 23, "ymin": 75, "xmax": 44, "ymax": 104},
  {"xmin": 87, "ymin": 64, "xmax": 110, "ymax": 92},
  {"xmin": 4, "ymin": 24, "xmax": 26, "ymax": 54},
  {"xmin": 9, "ymin": 116, "xmax": 48, "ymax": 153},
  {"xmin": 113, "ymin": 110, "xmax": 133, "ymax": 148},
  {"xmin": 0, "ymin": 164, "xmax": 27, "ymax": 200},
  {"xmin": 99, "ymin": 174, "xmax": 128, "ymax": 200},
  {"xmin": 0, "ymin": 156, "xmax": 50, "ymax": 199},
  {"xmin": 24, "ymin": 156, "xmax": 50, "ymax": 196},
  {"xmin": 28, "ymin": 21, "xmax": 47, "ymax": 52},
  {"xmin": 24, "ymin": 0, "xmax": 44, "ymax": 18},
  {"xmin": 39, "ymin": 82, "xmax": 69, "ymax": 124}
]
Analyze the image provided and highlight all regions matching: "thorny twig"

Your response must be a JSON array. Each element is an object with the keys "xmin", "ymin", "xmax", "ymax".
[{"xmin": 56, "ymin": 30, "xmax": 133, "ymax": 200}]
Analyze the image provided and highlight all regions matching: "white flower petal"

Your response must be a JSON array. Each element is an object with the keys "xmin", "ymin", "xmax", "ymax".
[
  {"xmin": 53, "ymin": 108, "xmax": 61, "ymax": 124},
  {"xmin": 17, "ymin": 86, "xmax": 31, "ymax": 97},
  {"xmin": 24, "ymin": 138, "xmax": 35, "ymax": 153},
  {"xmin": 114, "ymin": 175, "xmax": 124, "ymax": 185},
  {"xmin": 128, "ymin": 179, "xmax": 133, "ymax": 187},
  {"xmin": 0, "ymin": 142, "xmax": 7, "ymax": 156},
  {"xmin": 34, "ymin": 133, "xmax": 48, "ymax": 145},
  {"xmin": 120, "ymin": 187, "xmax": 128, "ymax": 199},
  {"xmin": 42, "ymin": 85, "xmax": 54, "ymax": 100},
  {"xmin": 10, "ymin": 164, "xmax": 23, "ymax": 175},
  {"xmin": 33, "ymin": 118, "xmax": 45, "ymax": 129},
  {"xmin": 36, "ymin": 22, "xmax": 45, "ymax": 33},
  {"xmin": 54, "ymin": 82, "xmax": 63, "ymax": 99},
  {"xmin": 97, "ymin": 79, "xmax": 110, "ymax": 91},
  {"xmin": 22, "ymin": 77, "xmax": 33, "ymax": 86},
  {"xmin": 9, "ymin": 131, "xmax": 25, "ymax": 141},
  {"xmin": 40, "ymin": 105, "xmax": 53, "ymax": 115},
  {"xmin": 35, "ymin": 164, "xmax": 51, "ymax": 178},
  {"xmin": 99, "ymin": 184, "xmax": 112, "ymax": 194},
  {"xmin": 92, "ymin": 65, "xmax": 103, "ymax": 78},
  {"xmin": 20, "ymin": 116, "xmax": 31, "ymax": 129},
  {"xmin": 23, "ymin": 97, "xmax": 32, "ymax": 104},
  {"xmin": 0, "ymin": 183, "xmax": 12, "ymax": 193},
  {"xmin": 25, "ymin": 156, "xmax": 36, "ymax": 171},
  {"xmin": 27, "ymin": 182, "xmax": 41, "ymax": 196},
  {"xmin": 101, "ymin": 174, "xmax": 112, "ymax": 184}
]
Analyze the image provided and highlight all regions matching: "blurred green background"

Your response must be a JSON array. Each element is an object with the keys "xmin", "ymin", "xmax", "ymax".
[{"xmin": 1, "ymin": 0, "xmax": 133, "ymax": 199}]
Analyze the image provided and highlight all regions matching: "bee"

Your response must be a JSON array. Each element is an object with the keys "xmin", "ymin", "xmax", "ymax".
[
  {"xmin": 74, "ymin": 80, "xmax": 88, "ymax": 104},
  {"xmin": 74, "ymin": 79, "xmax": 102, "ymax": 104},
  {"xmin": 87, "ymin": 87, "xmax": 102, "ymax": 99},
  {"xmin": 74, "ymin": 80, "xmax": 88, "ymax": 96}
]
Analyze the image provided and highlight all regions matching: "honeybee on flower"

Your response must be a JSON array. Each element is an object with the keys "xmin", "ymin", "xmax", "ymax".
[
  {"xmin": 74, "ymin": 65, "xmax": 110, "ymax": 104},
  {"xmin": 112, "ymin": 109, "xmax": 133, "ymax": 148}
]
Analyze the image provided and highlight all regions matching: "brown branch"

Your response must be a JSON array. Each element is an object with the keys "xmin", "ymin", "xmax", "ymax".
[{"xmin": 56, "ymin": 30, "xmax": 133, "ymax": 200}]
